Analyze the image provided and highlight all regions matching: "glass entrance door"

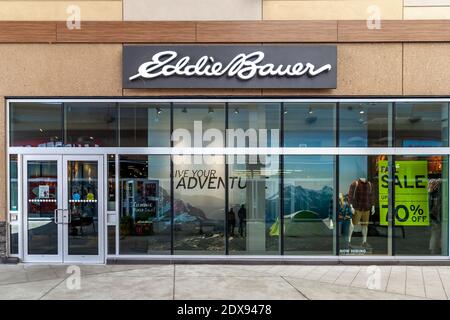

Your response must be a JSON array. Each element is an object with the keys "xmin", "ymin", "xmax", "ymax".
[{"xmin": 23, "ymin": 155, "xmax": 104, "ymax": 263}]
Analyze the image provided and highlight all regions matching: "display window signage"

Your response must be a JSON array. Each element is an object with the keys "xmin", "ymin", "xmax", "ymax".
[
  {"xmin": 379, "ymin": 160, "xmax": 429, "ymax": 226},
  {"xmin": 122, "ymin": 45, "xmax": 337, "ymax": 89}
]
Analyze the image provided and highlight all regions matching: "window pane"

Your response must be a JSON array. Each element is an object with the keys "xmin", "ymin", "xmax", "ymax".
[
  {"xmin": 173, "ymin": 103, "xmax": 225, "ymax": 148},
  {"xmin": 339, "ymin": 102, "xmax": 391, "ymax": 147},
  {"xmin": 108, "ymin": 226, "xmax": 116, "ymax": 255},
  {"xmin": 10, "ymin": 155, "xmax": 18, "ymax": 211},
  {"xmin": 339, "ymin": 156, "xmax": 389, "ymax": 255},
  {"xmin": 119, "ymin": 103, "xmax": 171, "ymax": 147},
  {"xmin": 107, "ymin": 154, "xmax": 116, "ymax": 211},
  {"xmin": 119, "ymin": 155, "xmax": 171, "ymax": 254},
  {"xmin": 284, "ymin": 103, "xmax": 336, "ymax": 147},
  {"xmin": 64, "ymin": 102, "xmax": 118, "ymax": 147},
  {"xmin": 227, "ymin": 103, "xmax": 280, "ymax": 147},
  {"xmin": 394, "ymin": 156, "xmax": 449, "ymax": 256},
  {"xmin": 10, "ymin": 224, "xmax": 18, "ymax": 255},
  {"xmin": 395, "ymin": 102, "xmax": 449, "ymax": 147},
  {"xmin": 10, "ymin": 102, "xmax": 62, "ymax": 147},
  {"xmin": 228, "ymin": 155, "xmax": 279, "ymax": 255},
  {"xmin": 283, "ymin": 156, "xmax": 335, "ymax": 255},
  {"xmin": 173, "ymin": 156, "xmax": 225, "ymax": 254}
]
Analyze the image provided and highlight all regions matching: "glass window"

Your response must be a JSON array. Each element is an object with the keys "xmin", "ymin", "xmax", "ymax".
[
  {"xmin": 119, "ymin": 103, "xmax": 171, "ymax": 147},
  {"xmin": 339, "ymin": 102, "xmax": 391, "ymax": 147},
  {"xmin": 284, "ymin": 103, "xmax": 336, "ymax": 147},
  {"xmin": 9, "ymin": 155, "xmax": 18, "ymax": 211},
  {"xmin": 64, "ymin": 102, "xmax": 118, "ymax": 147},
  {"xmin": 27, "ymin": 160, "xmax": 58, "ymax": 255},
  {"xmin": 107, "ymin": 154, "xmax": 116, "ymax": 211},
  {"xmin": 10, "ymin": 224, "xmax": 18, "ymax": 255},
  {"xmin": 173, "ymin": 103, "xmax": 225, "ymax": 148},
  {"xmin": 10, "ymin": 102, "xmax": 63, "ymax": 147},
  {"xmin": 228, "ymin": 155, "xmax": 280, "ymax": 255},
  {"xmin": 227, "ymin": 103, "xmax": 280, "ymax": 148},
  {"xmin": 339, "ymin": 156, "xmax": 389, "ymax": 256},
  {"xmin": 119, "ymin": 155, "xmax": 171, "ymax": 254},
  {"xmin": 108, "ymin": 226, "xmax": 116, "ymax": 255},
  {"xmin": 173, "ymin": 156, "xmax": 225, "ymax": 254},
  {"xmin": 283, "ymin": 156, "xmax": 335, "ymax": 255},
  {"xmin": 395, "ymin": 102, "xmax": 449, "ymax": 147},
  {"xmin": 394, "ymin": 156, "xmax": 449, "ymax": 256}
]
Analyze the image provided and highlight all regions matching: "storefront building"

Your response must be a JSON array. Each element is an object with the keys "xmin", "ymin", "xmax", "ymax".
[{"xmin": 2, "ymin": 0, "xmax": 450, "ymax": 264}]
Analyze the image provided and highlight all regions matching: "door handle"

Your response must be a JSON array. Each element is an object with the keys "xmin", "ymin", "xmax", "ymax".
[{"xmin": 53, "ymin": 209, "xmax": 65, "ymax": 224}]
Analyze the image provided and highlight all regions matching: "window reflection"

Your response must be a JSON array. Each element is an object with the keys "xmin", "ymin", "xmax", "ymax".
[
  {"xmin": 119, "ymin": 103, "xmax": 171, "ymax": 147},
  {"xmin": 395, "ymin": 102, "xmax": 449, "ymax": 147},
  {"xmin": 228, "ymin": 155, "xmax": 280, "ymax": 255},
  {"xmin": 119, "ymin": 155, "xmax": 171, "ymax": 254},
  {"xmin": 339, "ymin": 102, "xmax": 391, "ymax": 147},
  {"xmin": 394, "ymin": 156, "xmax": 449, "ymax": 256},
  {"xmin": 339, "ymin": 156, "xmax": 388, "ymax": 255},
  {"xmin": 284, "ymin": 103, "xmax": 336, "ymax": 147},
  {"xmin": 283, "ymin": 156, "xmax": 335, "ymax": 255},
  {"xmin": 64, "ymin": 102, "xmax": 118, "ymax": 147},
  {"xmin": 10, "ymin": 102, "xmax": 63, "ymax": 147},
  {"xmin": 173, "ymin": 156, "xmax": 225, "ymax": 254}
]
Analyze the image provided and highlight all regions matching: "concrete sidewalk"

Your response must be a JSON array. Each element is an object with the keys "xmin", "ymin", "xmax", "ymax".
[{"xmin": 0, "ymin": 264, "xmax": 449, "ymax": 300}]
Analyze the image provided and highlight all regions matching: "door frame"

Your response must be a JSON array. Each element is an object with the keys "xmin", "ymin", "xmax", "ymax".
[{"xmin": 22, "ymin": 154, "xmax": 105, "ymax": 264}]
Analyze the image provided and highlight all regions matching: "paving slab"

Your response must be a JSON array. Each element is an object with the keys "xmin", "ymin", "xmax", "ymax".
[
  {"xmin": 175, "ymin": 276, "xmax": 305, "ymax": 300},
  {"xmin": 320, "ymin": 265, "xmax": 346, "ymax": 284},
  {"xmin": 423, "ymin": 267, "xmax": 447, "ymax": 300},
  {"xmin": 0, "ymin": 279, "xmax": 63, "ymax": 300},
  {"xmin": 284, "ymin": 277, "xmax": 427, "ymax": 300},
  {"xmin": 405, "ymin": 266, "xmax": 426, "ymax": 298},
  {"xmin": 42, "ymin": 275, "xmax": 174, "ymax": 300},
  {"xmin": 107, "ymin": 265, "xmax": 174, "ymax": 277},
  {"xmin": 386, "ymin": 266, "xmax": 406, "ymax": 295},
  {"xmin": 334, "ymin": 266, "xmax": 361, "ymax": 286}
]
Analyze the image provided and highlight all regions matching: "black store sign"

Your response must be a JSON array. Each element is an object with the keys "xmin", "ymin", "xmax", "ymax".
[{"xmin": 123, "ymin": 45, "xmax": 337, "ymax": 89}]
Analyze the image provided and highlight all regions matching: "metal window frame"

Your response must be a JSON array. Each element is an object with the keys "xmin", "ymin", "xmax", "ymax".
[{"xmin": 6, "ymin": 97, "xmax": 450, "ymax": 262}]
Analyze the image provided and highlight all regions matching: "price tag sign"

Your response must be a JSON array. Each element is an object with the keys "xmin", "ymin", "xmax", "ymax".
[{"xmin": 379, "ymin": 160, "xmax": 429, "ymax": 226}]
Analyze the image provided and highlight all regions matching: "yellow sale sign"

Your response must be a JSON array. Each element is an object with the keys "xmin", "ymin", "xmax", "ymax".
[{"xmin": 379, "ymin": 160, "xmax": 429, "ymax": 226}]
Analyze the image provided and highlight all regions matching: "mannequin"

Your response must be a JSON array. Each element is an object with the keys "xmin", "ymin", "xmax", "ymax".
[
  {"xmin": 348, "ymin": 177, "xmax": 375, "ymax": 248},
  {"xmin": 429, "ymin": 178, "xmax": 442, "ymax": 254}
]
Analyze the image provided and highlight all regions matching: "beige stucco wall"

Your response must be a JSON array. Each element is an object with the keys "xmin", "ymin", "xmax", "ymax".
[
  {"xmin": 404, "ymin": 43, "xmax": 450, "ymax": 95},
  {"xmin": 404, "ymin": 0, "xmax": 450, "ymax": 19},
  {"xmin": 0, "ymin": 0, "xmax": 450, "ymax": 21},
  {"xmin": 0, "ymin": 1, "xmax": 122, "ymax": 21},
  {"xmin": 263, "ymin": 0, "xmax": 403, "ymax": 20},
  {"xmin": 123, "ymin": 0, "xmax": 262, "ymax": 21}
]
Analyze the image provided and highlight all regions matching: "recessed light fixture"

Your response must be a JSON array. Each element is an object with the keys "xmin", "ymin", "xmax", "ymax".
[
  {"xmin": 39, "ymin": 128, "xmax": 44, "ymax": 132},
  {"xmin": 308, "ymin": 107, "xmax": 314, "ymax": 115},
  {"xmin": 156, "ymin": 107, "xmax": 162, "ymax": 115},
  {"xmin": 359, "ymin": 110, "xmax": 365, "ymax": 114},
  {"xmin": 234, "ymin": 108, "xmax": 239, "ymax": 114}
]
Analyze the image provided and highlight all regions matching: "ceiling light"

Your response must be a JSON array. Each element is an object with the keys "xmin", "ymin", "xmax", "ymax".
[
  {"xmin": 156, "ymin": 107, "xmax": 162, "ymax": 115},
  {"xmin": 308, "ymin": 107, "xmax": 314, "ymax": 115},
  {"xmin": 234, "ymin": 108, "xmax": 239, "ymax": 114},
  {"xmin": 359, "ymin": 110, "xmax": 365, "ymax": 114}
]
